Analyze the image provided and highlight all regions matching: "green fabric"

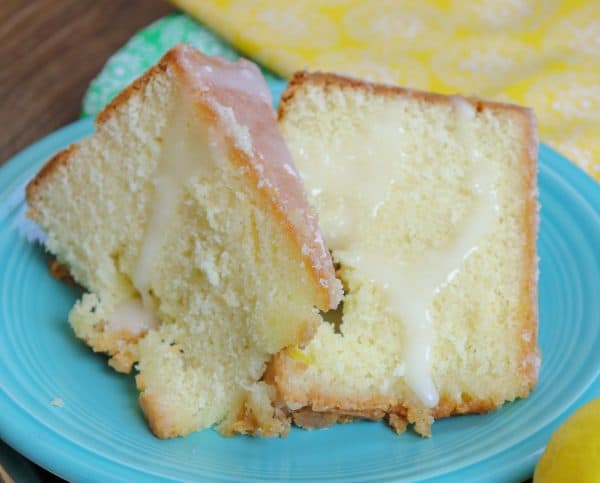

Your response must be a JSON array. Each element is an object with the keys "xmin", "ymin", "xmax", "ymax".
[{"xmin": 82, "ymin": 13, "xmax": 285, "ymax": 117}]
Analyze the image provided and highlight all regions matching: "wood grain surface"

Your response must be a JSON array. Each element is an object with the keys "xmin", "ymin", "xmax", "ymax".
[
  {"xmin": 0, "ymin": 0, "xmax": 173, "ymax": 165},
  {"xmin": 0, "ymin": 3, "xmax": 173, "ymax": 479}
]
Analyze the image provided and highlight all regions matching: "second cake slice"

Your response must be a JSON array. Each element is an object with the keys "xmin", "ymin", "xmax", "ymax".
[{"xmin": 273, "ymin": 72, "xmax": 540, "ymax": 435}]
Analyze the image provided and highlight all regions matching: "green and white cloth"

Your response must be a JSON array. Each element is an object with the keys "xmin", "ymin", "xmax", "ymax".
[{"xmin": 82, "ymin": 13, "xmax": 285, "ymax": 117}]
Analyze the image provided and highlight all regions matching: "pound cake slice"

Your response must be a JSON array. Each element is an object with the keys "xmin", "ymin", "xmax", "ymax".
[
  {"xmin": 273, "ymin": 72, "xmax": 540, "ymax": 435},
  {"xmin": 26, "ymin": 46, "xmax": 341, "ymax": 438}
]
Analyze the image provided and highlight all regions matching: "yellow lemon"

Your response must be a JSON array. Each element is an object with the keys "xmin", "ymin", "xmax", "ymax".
[{"xmin": 534, "ymin": 398, "xmax": 600, "ymax": 483}]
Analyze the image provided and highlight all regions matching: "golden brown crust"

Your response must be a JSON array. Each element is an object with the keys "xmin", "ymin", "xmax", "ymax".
[
  {"xmin": 279, "ymin": 70, "xmax": 535, "ymax": 122},
  {"xmin": 272, "ymin": 349, "xmax": 502, "ymax": 435},
  {"xmin": 25, "ymin": 145, "xmax": 78, "ymax": 220},
  {"xmin": 76, "ymin": 323, "xmax": 144, "ymax": 374},
  {"xmin": 285, "ymin": 397, "xmax": 500, "ymax": 436},
  {"xmin": 48, "ymin": 258, "xmax": 77, "ymax": 285},
  {"xmin": 44, "ymin": 256, "xmax": 141, "ymax": 373},
  {"xmin": 219, "ymin": 393, "xmax": 290, "ymax": 438},
  {"xmin": 292, "ymin": 408, "xmax": 340, "ymax": 429},
  {"xmin": 388, "ymin": 413, "xmax": 409, "ymax": 434},
  {"xmin": 517, "ymin": 110, "xmax": 540, "ymax": 390},
  {"xmin": 95, "ymin": 62, "xmax": 170, "ymax": 126},
  {"xmin": 137, "ymin": 389, "xmax": 181, "ymax": 439}
]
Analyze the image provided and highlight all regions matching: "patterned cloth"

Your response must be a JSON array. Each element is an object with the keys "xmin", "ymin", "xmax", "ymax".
[
  {"xmin": 83, "ymin": 14, "xmax": 286, "ymax": 115},
  {"xmin": 84, "ymin": 2, "xmax": 600, "ymax": 180}
]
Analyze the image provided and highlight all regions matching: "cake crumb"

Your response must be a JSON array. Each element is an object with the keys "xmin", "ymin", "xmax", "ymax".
[
  {"xmin": 50, "ymin": 397, "xmax": 64, "ymax": 408},
  {"xmin": 388, "ymin": 414, "xmax": 408, "ymax": 434}
]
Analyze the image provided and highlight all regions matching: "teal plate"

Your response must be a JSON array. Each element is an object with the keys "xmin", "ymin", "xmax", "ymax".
[{"xmin": 0, "ymin": 119, "xmax": 599, "ymax": 482}]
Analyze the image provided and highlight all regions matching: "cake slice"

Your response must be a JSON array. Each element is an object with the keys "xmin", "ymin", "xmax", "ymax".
[
  {"xmin": 26, "ymin": 46, "xmax": 341, "ymax": 438},
  {"xmin": 273, "ymin": 72, "xmax": 540, "ymax": 435}
]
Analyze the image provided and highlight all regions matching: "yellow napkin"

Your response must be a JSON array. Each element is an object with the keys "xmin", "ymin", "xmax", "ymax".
[{"xmin": 171, "ymin": 0, "xmax": 599, "ymax": 181}]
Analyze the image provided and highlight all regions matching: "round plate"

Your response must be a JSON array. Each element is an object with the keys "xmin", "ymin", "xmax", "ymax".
[{"xmin": 0, "ymin": 120, "xmax": 599, "ymax": 482}]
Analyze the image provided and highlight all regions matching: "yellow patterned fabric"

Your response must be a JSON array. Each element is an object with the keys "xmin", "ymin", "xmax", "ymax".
[{"xmin": 171, "ymin": 0, "xmax": 599, "ymax": 180}]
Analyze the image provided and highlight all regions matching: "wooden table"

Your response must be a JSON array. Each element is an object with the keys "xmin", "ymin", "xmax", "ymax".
[
  {"xmin": 0, "ymin": 0, "xmax": 173, "ymax": 166},
  {"xmin": 0, "ymin": 2, "xmax": 173, "ymax": 479}
]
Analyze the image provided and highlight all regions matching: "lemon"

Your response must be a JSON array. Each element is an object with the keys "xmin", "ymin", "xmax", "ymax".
[{"xmin": 534, "ymin": 398, "xmax": 600, "ymax": 483}]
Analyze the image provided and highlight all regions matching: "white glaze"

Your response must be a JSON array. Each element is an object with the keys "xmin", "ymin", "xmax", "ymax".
[
  {"xmin": 109, "ymin": 299, "xmax": 157, "ymax": 334},
  {"xmin": 133, "ymin": 94, "xmax": 211, "ymax": 306},
  {"xmin": 298, "ymin": 96, "xmax": 498, "ymax": 407}
]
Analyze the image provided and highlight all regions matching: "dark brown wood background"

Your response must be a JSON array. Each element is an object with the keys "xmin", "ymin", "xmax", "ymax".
[
  {"xmin": 0, "ymin": 1, "xmax": 172, "ymax": 480},
  {"xmin": 0, "ymin": 0, "xmax": 174, "ymax": 166}
]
